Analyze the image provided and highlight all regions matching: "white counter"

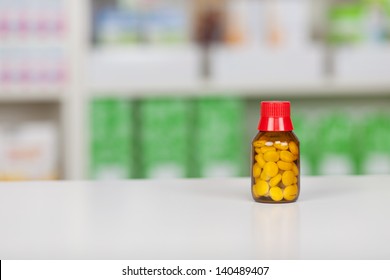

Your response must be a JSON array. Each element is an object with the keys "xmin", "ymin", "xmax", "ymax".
[{"xmin": 0, "ymin": 176, "xmax": 389, "ymax": 260}]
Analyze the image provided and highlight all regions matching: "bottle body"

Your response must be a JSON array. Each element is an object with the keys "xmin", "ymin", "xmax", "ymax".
[{"xmin": 251, "ymin": 131, "xmax": 300, "ymax": 203}]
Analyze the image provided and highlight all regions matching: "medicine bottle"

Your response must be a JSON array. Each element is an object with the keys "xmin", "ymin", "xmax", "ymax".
[{"xmin": 251, "ymin": 101, "xmax": 300, "ymax": 203}]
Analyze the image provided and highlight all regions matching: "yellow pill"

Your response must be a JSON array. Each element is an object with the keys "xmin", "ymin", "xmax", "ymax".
[
  {"xmin": 260, "ymin": 170, "xmax": 268, "ymax": 180},
  {"xmin": 269, "ymin": 174, "xmax": 282, "ymax": 187},
  {"xmin": 263, "ymin": 151, "xmax": 280, "ymax": 162},
  {"xmin": 263, "ymin": 162, "xmax": 279, "ymax": 178},
  {"xmin": 289, "ymin": 141, "xmax": 299, "ymax": 155},
  {"xmin": 255, "ymin": 154, "xmax": 266, "ymax": 168},
  {"xmin": 253, "ymin": 180, "xmax": 269, "ymax": 197},
  {"xmin": 253, "ymin": 140, "xmax": 267, "ymax": 148},
  {"xmin": 282, "ymin": 170, "xmax": 295, "ymax": 186},
  {"xmin": 293, "ymin": 176, "xmax": 298, "ymax": 184},
  {"xmin": 277, "ymin": 160, "xmax": 292, "ymax": 171},
  {"xmin": 252, "ymin": 163, "xmax": 261, "ymax": 178},
  {"xmin": 292, "ymin": 162, "xmax": 299, "ymax": 176},
  {"xmin": 270, "ymin": 187, "xmax": 283, "ymax": 202},
  {"xmin": 260, "ymin": 146, "xmax": 276, "ymax": 153},
  {"xmin": 274, "ymin": 141, "xmax": 289, "ymax": 150},
  {"xmin": 255, "ymin": 148, "xmax": 262, "ymax": 154},
  {"xmin": 280, "ymin": 151, "xmax": 295, "ymax": 163},
  {"xmin": 284, "ymin": 184, "xmax": 298, "ymax": 201}
]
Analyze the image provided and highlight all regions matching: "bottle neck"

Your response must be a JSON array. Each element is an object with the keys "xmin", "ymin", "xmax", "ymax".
[{"xmin": 258, "ymin": 116, "xmax": 293, "ymax": 131}]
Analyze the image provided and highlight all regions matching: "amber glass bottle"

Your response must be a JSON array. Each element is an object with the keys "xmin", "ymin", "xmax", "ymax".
[{"xmin": 251, "ymin": 101, "xmax": 300, "ymax": 203}]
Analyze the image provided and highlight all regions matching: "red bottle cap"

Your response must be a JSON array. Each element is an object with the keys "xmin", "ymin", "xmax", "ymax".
[{"xmin": 258, "ymin": 101, "xmax": 294, "ymax": 131}]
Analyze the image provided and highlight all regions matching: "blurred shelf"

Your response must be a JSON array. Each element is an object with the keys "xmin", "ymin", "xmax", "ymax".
[
  {"xmin": 332, "ymin": 46, "xmax": 390, "ymax": 85},
  {"xmin": 4, "ymin": 0, "xmax": 390, "ymax": 182},
  {"xmin": 88, "ymin": 45, "xmax": 203, "ymax": 95},
  {"xmin": 209, "ymin": 46, "xmax": 324, "ymax": 87},
  {"xmin": 87, "ymin": 45, "xmax": 390, "ymax": 99},
  {"xmin": 88, "ymin": 79, "xmax": 390, "ymax": 99},
  {"xmin": 0, "ymin": 88, "xmax": 65, "ymax": 103}
]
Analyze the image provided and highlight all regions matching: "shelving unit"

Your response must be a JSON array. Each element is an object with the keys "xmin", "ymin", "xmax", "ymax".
[
  {"xmin": 84, "ymin": 0, "xmax": 390, "ymax": 180},
  {"xmin": 0, "ymin": 91, "xmax": 63, "ymax": 102},
  {"xmin": 0, "ymin": 0, "xmax": 88, "ymax": 180},
  {"xmin": 1, "ymin": 0, "xmax": 390, "ymax": 180},
  {"xmin": 88, "ymin": 79, "xmax": 390, "ymax": 98}
]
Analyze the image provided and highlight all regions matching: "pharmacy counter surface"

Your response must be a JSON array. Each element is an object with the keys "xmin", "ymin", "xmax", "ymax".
[{"xmin": 0, "ymin": 176, "xmax": 389, "ymax": 259}]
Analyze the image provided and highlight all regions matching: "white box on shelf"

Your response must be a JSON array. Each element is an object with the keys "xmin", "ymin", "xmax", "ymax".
[
  {"xmin": 0, "ymin": 122, "xmax": 58, "ymax": 181},
  {"xmin": 210, "ymin": 45, "xmax": 324, "ymax": 88},
  {"xmin": 88, "ymin": 45, "xmax": 202, "ymax": 92},
  {"xmin": 333, "ymin": 45, "xmax": 390, "ymax": 86}
]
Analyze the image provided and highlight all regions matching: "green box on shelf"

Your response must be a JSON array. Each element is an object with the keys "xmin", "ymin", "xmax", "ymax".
[
  {"xmin": 316, "ymin": 112, "xmax": 357, "ymax": 175},
  {"xmin": 328, "ymin": 1, "xmax": 365, "ymax": 44},
  {"xmin": 138, "ymin": 98, "xmax": 191, "ymax": 178},
  {"xmin": 194, "ymin": 97, "xmax": 246, "ymax": 178},
  {"xmin": 90, "ymin": 98, "xmax": 134, "ymax": 179},
  {"xmin": 360, "ymin": 112, "xmax": 390, "ymax": 174}
]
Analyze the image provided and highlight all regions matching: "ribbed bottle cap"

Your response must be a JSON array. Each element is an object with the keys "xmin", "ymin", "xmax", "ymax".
[{"xmin": 258, "ymin": 101, "xmax": 294, "ymax": 131}]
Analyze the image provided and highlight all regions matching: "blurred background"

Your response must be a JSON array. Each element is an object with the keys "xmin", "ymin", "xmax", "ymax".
[{"xmin": 0, "ymin": 0, "xmax": 390, "ymax": 181}]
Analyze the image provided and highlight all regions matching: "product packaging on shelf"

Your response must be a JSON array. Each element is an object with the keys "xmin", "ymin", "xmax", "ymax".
[
  {"xmin": 360, "ymin": 112, "xmax": 390, "ymax": 174},
  {"xmin": 90, "ymin": 98, "xmax": 134, "ymax": 179},
  {"xmin": 328, "ymin": 1, "xmax": 365, "ymax": 45},
  {"xmin": 293, "ymin": 110, "xmax": 390, "ymax": 176},
  {"xmin": 328, "ymin": 0, "xmax": 390, "ymax": 45},
  {"xmin": 142, "ymin": 1, "xmax": 189, "ymax": 45},
  {"xmin": 263, "ymin": 0, "xmax": 311, "ymax": 48},
  {"xmin": 94, "ymin": 9, "xmax": 140, "ymax": 45},
  {"xmin": 363, "ymin": 0, "xmax": 390, "ymax": 43},
  {"xmin": 93, "ymin": 0, "xmax": 189, "ymax": 45},
  {"xmin": 0, "ymin": 0, "xmax": 67, "ymax": 88},
  {"xmin": 222, "ymin": 0, "xmax": 311, "ymax": 47},
  {"xmin": 194, "ymin": 97, "xmax": 246, "ymax": 178},
  {"xmin": 224, "ymin": 0, "xmax": 262, "ymax": 46},
  {"xmin": 0, "ymin": 122, "xmax": 58, "ymax": 181},
  {"xmin": 317, "ymin": 112, "xmax": 357, "ymax": 176},
  {"xmin": 330, "ymin": 1, "xmax": 390, "ymax": 84},
  {"xmin": 138, "ymin": 98, "xmax": 191, "ymax": 178},
  {"xmin": 210, "ymin": 0, "xmax": 322, "ymax": 87}
]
